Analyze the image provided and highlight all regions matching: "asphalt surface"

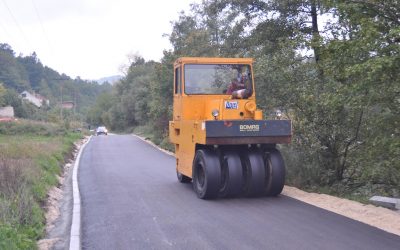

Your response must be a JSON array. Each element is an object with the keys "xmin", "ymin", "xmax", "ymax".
[{"xmin": 79, "ymin": 134, "xmax": 400, "ymax": 250}]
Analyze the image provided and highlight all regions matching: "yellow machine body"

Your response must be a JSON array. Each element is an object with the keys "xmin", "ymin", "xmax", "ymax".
[{"xmin": 169, "ymin": 57, "xmax": 291, "ymax": 179}]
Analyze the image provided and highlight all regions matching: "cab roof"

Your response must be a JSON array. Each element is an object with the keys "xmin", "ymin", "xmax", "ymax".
[{"xmin": 174, "ymin": 57, "xmax": 253, "ymax": 67}]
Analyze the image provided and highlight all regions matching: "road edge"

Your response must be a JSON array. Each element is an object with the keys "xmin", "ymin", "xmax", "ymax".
[
  {"xmin": 132, "ymin": 134, "xmax": 174, "ymax": 156},
  {"xmin": 69, "ymin": 136, "xmax": 92, "ymax": 250}
]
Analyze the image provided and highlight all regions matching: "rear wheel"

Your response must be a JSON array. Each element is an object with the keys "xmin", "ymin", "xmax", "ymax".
[
  {"xmin": 219, "ymin": 151, "xmax": 243, "ymax": 198},
  {"xmin": 242, "ymin": 150, "xmax": 265, "ymax": 197},
  {"xmin": 264, "ymin": 148, "xmax": 286, "ymax": 196},
  {"xmin": 177, "ymin": 170, "xmax": 191, "ymax": 183},
  {"xmin": 192, "ymin": 149, "xmax": 221, "ymax": 199}
]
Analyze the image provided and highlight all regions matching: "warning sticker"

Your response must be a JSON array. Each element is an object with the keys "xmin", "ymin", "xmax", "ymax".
[{"xmin": 225, "ymin": 101, "xmax": 238, "ymax": 109}]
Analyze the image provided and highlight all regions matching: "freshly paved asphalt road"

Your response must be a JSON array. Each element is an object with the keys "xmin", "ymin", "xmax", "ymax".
[{"xmin": 79, "ymin": 135, "xmax": 400, "ymax": 250}]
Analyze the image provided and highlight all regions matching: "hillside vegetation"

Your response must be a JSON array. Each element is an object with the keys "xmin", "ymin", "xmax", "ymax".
[
  {"xmin": 0, "ymin": 43, "xmax": 112, "ymax": 122},
  {"xmin": 89, "ymin": 0, "xmax": 399, "ymax": 199}
]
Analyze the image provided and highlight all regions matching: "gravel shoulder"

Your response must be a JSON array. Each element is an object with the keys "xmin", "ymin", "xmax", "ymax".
[
  {"xmin": 135, "ymin": 134, "xmax": 400, "ymax": 237},
  {"xmin": 282, "ymin": 186, "xmax": 400, "ymax": 236}
]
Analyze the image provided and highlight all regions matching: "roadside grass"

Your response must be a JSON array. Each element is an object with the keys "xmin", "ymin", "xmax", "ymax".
[
  {"xmin": 133, "ymin": 125, "xmax": 174, "ymax": 152},
  {"xmin": 132, "ymin": 125, "xmax": 153, "ymax": 140},
  {"xmin": 0, "ymin": 120, "xmax": 81, "ymax": 249}
]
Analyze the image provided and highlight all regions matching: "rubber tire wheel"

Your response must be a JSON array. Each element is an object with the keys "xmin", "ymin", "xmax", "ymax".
[
  {"xmin": 242, "ymin": 150, "xmax": 265, "ymax": 197},
  {"xmin": 192, "ymin": 149, "xmax": 221, "ymax": 199},
  {"xmin": 264, "ymin": 148, "xmax": 286, "ymax": 196},
  {"xmin": 177, "ymin": 171, "xmax": 192, "ymax": 183},
  {"xmin": 219, "ymin": 151, "xmax": 243, "ymax": 198}
]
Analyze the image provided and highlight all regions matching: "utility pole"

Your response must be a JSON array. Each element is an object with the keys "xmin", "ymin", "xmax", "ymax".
[
  {"xmin": 60, "ymin": 84, "xmax": 63, "ymax": 121},
  {"xmin": 73, "ymin": 87, "xmax": 76, "ymax": 115}
]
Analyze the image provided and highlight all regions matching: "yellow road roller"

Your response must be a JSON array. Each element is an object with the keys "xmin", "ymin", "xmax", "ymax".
[{"xmin": 169, "ymin": 57, "xmax": 292, "ymax": 199}]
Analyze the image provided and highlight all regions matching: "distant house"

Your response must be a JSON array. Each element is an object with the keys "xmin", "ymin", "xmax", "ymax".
[
  {"xmin": 20, "ymin": 91, "xmax": 50, "ymax": 108},
  {"xmin": 0, "ymin": 106, "xmax": 15, "ymax": 122},
  {"xmin": 62, "ymin": 101, "xmax": 74, "ymax": 109}
]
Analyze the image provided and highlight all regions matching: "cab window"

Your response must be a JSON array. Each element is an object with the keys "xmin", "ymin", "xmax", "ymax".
[
  {"xmin": 184, "ymin": 64, "xmax": 252, "ymax": 96},
  {"xmin": 175, "ymin": 67, "xmax": 181, "ymax": 94}
]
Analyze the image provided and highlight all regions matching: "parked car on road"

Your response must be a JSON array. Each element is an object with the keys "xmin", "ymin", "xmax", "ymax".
[{"xmin": 96, "ymin": 126, "xmax": 108, "ymax": 136}]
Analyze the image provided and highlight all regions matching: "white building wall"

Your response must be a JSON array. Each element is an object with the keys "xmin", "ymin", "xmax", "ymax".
[
  {"xmin": 0, "ymin": 106, "xmax": 14, "ymax": 117},
  {"xmin": 20, "ymin": 91, "xmax": 43, "ymax": 107}
]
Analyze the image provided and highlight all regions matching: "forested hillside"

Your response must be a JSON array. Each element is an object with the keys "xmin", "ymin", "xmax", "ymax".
[
  {"xmin": 0, "ymin": 43, "xmax": 112, "ymax": 121},
  {"xmin": 88, "ymin": 0, "xmax": 399, "ymax": 199}
]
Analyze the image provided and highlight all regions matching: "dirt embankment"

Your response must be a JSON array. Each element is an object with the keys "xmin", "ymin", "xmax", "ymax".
[{"xmin": 37, "ymin": 137, "xmax": 89, "ymax": 250}]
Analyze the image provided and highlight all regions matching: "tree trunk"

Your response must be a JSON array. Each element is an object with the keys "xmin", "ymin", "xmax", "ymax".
[{"xmin": 310, "ymin": 1, "xmax": 321, "ymax": 63}]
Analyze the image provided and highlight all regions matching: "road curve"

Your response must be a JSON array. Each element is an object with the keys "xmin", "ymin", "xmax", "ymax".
[{"xmin": 79, "ymin": 135, "xmax": 400, "ymax": 250}]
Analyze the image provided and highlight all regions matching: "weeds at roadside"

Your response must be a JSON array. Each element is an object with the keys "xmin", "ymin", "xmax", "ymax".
[
  {"xmin": 0, "ymin": 128, "xmax": 81, "ymax": 249},
  {"xmin": 0, "ymin": 157, "xmax": 40, "ymax": 249},
  {"xmin": 133, "ymin": 126, "xmax": 174, "ymax": 152}
]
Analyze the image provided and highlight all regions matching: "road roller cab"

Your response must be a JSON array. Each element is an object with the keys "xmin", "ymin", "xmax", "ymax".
[{"xmin": 169, "ymin": 57, "xmax": 292, "ymax": 199}]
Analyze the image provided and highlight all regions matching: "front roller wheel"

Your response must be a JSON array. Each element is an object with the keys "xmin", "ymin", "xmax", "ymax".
[
  {"xmin": 193, "ymin": 149, "xmax": 221, "ymax": 199},
  {"xmin": 219, "ymin": 151, "xmax": 243, "ymax": 198},
  {"xmin": 242, "ymin": 150, "xmax": 265, "ymax": 197},
  {"xmin": 264, "ymin": 148, "xmax": 286, "ymax": 196}
]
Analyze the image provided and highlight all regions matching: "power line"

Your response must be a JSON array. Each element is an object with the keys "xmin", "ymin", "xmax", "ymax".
[
  {"xmin": 1, "ymin": 0, "xmax": 31, "ymax": 51},
  {"xmin": 31, "ymin": 0, "xmax": 54, "ymax": 55},
  {"xmin": 0, "ymin": 19, "xmax": 12, "ymax": 41}
]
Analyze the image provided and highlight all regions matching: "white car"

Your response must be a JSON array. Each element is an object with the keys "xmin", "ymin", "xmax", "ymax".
[{"xmin": 96, "ymin": 126, "xmax": 108, "ymax": 136}]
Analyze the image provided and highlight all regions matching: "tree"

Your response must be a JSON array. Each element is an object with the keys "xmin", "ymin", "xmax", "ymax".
[
  {"xmin": 86, "ymin": 92, "xmax": 114, "ymax": 127},
  {"xmin": 0, "ymin": 44, "xmax": 30, "ymax": 91},
  {"xmin": 18, "ymin": 52, "xmax": 44, "ymax": 90},
  {"xmin": 148, "ymin": 51, "xmax": 175, "ymax": 136},
  {"xmin": 317, "ymin": 0, "xmax": 400, "ymax": 194},
  {"xmin": 0, "ymin": 83, "xmax": 6, "ymax": 106}
]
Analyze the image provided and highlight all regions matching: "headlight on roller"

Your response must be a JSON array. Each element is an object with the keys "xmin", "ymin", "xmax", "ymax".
[
  {"xmin": 276, "ymin": 110, "xmax": 282, "ymax": 120},
  {"xmin": 212, "ymin": 109, "xmax": 219, "ymax": 119}
]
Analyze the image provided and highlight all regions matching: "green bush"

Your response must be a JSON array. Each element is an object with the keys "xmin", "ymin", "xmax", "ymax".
[
  {"xmin": 0, "ymin": 119, "xmax": 66, "ymax": 136},
  {"xmin": 0, "ymin": 224, "xmax": 36, "ymax": 250},
  {"xmin": 133, "ymin": 125, "xmax": 153, "ymax": 139},
  {"xmin": 159, "ymin": 136, "xmax": 174, "ymax": 152}
]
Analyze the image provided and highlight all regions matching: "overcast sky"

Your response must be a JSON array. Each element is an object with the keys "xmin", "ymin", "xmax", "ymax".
[{"xmin": 0, "ymin": 0, "xmax": 198, "ymax": 80}]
